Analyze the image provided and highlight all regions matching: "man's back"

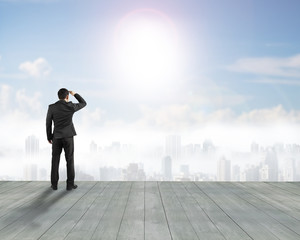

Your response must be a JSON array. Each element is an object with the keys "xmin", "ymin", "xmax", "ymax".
[{"xmin": 46, "ymin": 93, "xmax": 86, "ymax": 140}]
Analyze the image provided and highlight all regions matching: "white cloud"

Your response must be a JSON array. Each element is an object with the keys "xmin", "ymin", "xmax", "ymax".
[
  {"xmin": 16, "ymin": 89, "xmax": 42, "ymax": 113},
  {"xmin": 19, "ymin": 58, "xmax": 52, "ymax": 78},
  {"xmin": 0, "ymin": 84, "xmax": 11, "ymax": 112},
  {"xmin": 227, "ymin": 54, "xmax": 300, "ymax": 78},
  {"xmin": 79, "ymin": 108, "xmax": 106, "ymax": 128},
  {"xmin": 0, "ymin": 73, "xmax": 27, "ymax": 80},
  {"xmin": 0, "ymin": 85, "xmax": 44, "ymax": 150},
  {"xmin": 1, "ymin": 84, "xmax": 300, "ymax": 153},
  {"xmin": 0, "ymin": 84, "xmax": 43, "ymax": 120},
  {"xmin": 250, "ymin": 78, "xmax": 300, "ymax": 86},
  {"xmin": 136, "ymin": 104, "xmax": 300, "ymax": 132},
  {"xmin": 188, "ymin": 91, "xmax": 250, "ymax": 108},
  {"xmin": 237, "ymin": 105, "xmax": 300, "ymax": 125}
]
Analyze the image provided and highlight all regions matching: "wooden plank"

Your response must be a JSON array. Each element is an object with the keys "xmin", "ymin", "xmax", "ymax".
[
  {"xmin": 38, "ymin": 182, "xmax": 109, "ymax": 240},
  {"xmin": 158, "ymin": 181, "xmax": 200, "ymax": 240},
  {"xmin": 267, "ymin": 182, "xmax": 300, "ymax": 196},
  {"xmin": 1, "ymin": 181, "xmax": 300, "ymax": 240},
  {"xmin": 0, "ymin": 182, "xmax": 44, "ymax": 202},
  {"xmin": 239, "ymin": 182, "xmax": 300, "ymax": 218},
  {"xmin": 0, "ymin": 181, "xmax": 30, "ymax": 194},
  {"xmin": 201, "ymin": 182, "xmax": 300, "ymax": 240},
  {"xmin": 90, "ymin": 181, "xmax": 132, "ymax": 240},
  {"xmin": 0, "ymin": 182, "xmax": 54, "ymax": 231},
  {"xmin": 0, "ymin": 182, "xmax": 46, "ymax": 219},
  {"xmin": 0, "ymin": 182, "xmax": 94, "ymax": 239},
  {"xmin": 117, "ymin": 181, "xmax": 145, "ymax": 240},
  {"xmin": 64, "ymin": 182, "xmax": 121, "ymax": 240},
  {"xmin": 144, "ymin": 182, "xmax": 172, "ymax": 240},
  {"xmin": 268, "ymin": 182, "xmax": 300, "ymax": 192},
  {"xmin": 0, "ymin": 181, "xmax": 8, "ymax": 187},
  {"xmin": 197, "ymin": 182, "xmax": 276, "ymax": 240},
  {"xmin": 226, "ymin": 182, "xmax": 300, "ymax": 237},
  {"xmin": 171, "ymin": 182, "xmax": 226, "ymax": 240},
  {"xmin": 183, "ymin": 182, "xmax": 252, "ymax": 240}
]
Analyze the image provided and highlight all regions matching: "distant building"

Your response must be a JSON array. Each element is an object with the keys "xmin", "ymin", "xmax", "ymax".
[
  {"xmin": 99, "ymin": 167, "xmax": 122, "ymax": 181},
  {"xmin": 182, "ymin": 144, "xmax": 194, "ymax": 159},
  {"xmin": 23, "ymin": 164, "xmax": 38, "ymax": 180},
  {"xmin": 232, "ymin": 165, "xmax": 240, "ymax": 181},
  {"xmin": 165, "ymin": 135, "xmax": 181, "ymax": 162},
  {"xmin": 180, "ymin": 164, "xmax": 189, "ymax": 177},
  {"xmin": 25, "ymin": 135, "xmax": 39, "ymax": 161},
  {"xmin": 193, "ymin": 172, "xmax": 214, "ymax": 181},
  {"xmin": 203, "ymin": 139, "xmax": 215, "ymax": 153},
  {"xmin": 24, "ymin": 135, "xmax": 39, "ymax": 180},
  {"xmin": 259, "ymin": 165, "xmax": 269, "ymax": 181},
  {"xmin": 112, "ymin": 142, "xmax": 121, "ymax": 152},
  {"xmin": 174, "ymin": 164, "xmax": 191, "ymax": 181},
  {"xmin": 123, "ymin": 163, "xmax": 146, "ymax": 181},
  {"xmin": 263, "ymin": 148, "xmax": 278, "ymax": 181},
  {"xmin": 90, "ymin": 141, "xmax": 98, "ymax": 153},
  {"xmin": 251, "ymin": 142, "xmax": 259, "ymax": 153},
  {"xmin": 296, "ymin": 159, "xmax": 300, "ymax": 181},
  {"xmin": 162, "ymin": 156, "xmax": 172, "ymax": 180},
  {"xmin": 273, "ymin": 143, "xmax": 284, "ymax": 154},
  {"xmin": 194, "ymin": 144, "xmax": 201, "ymax": 156},
  {"xmin": 39, "ymin": 168, "xmax": 48, "ymax": 181},
  {"xmin": 283, "ymin": 158, "xmax": 296, "ymax": 181},
  {"xmin": 217, "ymin": 156, "xmax": 231, "ymax": 181},
  {"xmin": 241, "ymin": 165, "xmax": 259, "ymax": 181}
]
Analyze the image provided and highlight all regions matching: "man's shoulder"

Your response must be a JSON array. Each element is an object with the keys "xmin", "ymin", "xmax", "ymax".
[
  {"xmin": 49, "ymin": 102, "xmax": 58, "ymax": 107},
  {"xmin": 48, "ymin": 103, "xmax": 55, "ymax": 108},
  {"xmin": 48, "ymin": 100, "xmax": 62, "ymax": 108}
]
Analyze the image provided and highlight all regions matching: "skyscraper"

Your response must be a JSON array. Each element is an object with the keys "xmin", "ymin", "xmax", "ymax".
[
  {"xmin": 251, "ymin": 142, "xmax": 259, "ymax": 153},
  {"xmin": 165, "ymin": 135, "xmax": 181, "ymax": 162},
  {"xmin": 25, "ymin": 135, "xmax": 39, "ymax": 161},
  {"xmin": 24, "ymin": 164, "xmax": 38, "ymax": 181},
  {"xmin": 263, "ymin": 148, "xmax": 278, "ymax": 181},
  {"xmin": 283, "ymin": 157, "xmax": 296, "ymax": 181},
  {"xmin": 217, "ymin": 156, "xmax": 231, "ymax": 181},
  {"xmin": 90, "ymin": 141, "xmax": 97, "ymax": 153},
  {"xmin": 232, "ymin": 165, "xmax": 240, "ymax": 181},
  {"xmin": 24, "ymin": 135, "xmax": 39, "ymax": 180},
  {"xmin": 203, "ymin": 139, "xmax": 215, "ymax": 153},
  {"xmin": 180, "ymin": 164, "xmax": 189, "ymax": 178},
  {"xmin": 162, "ymin": 156, "xmax": 172, "ymax": 180}
]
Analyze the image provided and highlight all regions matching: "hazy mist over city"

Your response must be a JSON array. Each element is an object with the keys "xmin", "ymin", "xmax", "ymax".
[{"xmin": 1, "ymin": 0, "xmax": 300, "ymax": 181}]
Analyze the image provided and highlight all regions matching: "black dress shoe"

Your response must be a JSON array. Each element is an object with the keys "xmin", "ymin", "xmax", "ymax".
[
  {"xmin": 51, "ymin": 185, "xmax": 57, "ymax": 190},
  {"xmin": 66, "ymin": 184, "xmax": 78, "ymax": 191}
]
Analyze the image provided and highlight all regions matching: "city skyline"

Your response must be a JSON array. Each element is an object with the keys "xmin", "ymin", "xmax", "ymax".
[{"xmin": 1, "ymin": 133, "xmax": 300, "ymax": 182}]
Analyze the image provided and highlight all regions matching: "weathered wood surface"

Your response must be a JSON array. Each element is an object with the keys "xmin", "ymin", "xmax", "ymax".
[{"xmin": 0, "ymin": 181, "xmax": 300, "ymax": 240}]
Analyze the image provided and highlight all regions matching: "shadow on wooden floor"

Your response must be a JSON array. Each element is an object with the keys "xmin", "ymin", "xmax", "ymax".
[{"xmin": 3, "ymin": 188, "xmax": 69, "ymax": 229}]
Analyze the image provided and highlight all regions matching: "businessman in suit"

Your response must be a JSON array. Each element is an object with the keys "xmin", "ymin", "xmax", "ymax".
[{"xmin": 46, "ymin": 88, "xmax": 87, "ymax": 190}]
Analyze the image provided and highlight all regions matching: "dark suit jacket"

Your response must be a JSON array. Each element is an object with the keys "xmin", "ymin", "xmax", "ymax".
[{"xmin": 46, "ymin": 93, "xmax": 87, "ymax": 141}]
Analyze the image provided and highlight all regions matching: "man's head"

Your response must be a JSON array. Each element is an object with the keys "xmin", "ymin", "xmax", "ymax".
[{"xmin": 58, "ymin": 88, "xmax": 69, "ymax": 101}]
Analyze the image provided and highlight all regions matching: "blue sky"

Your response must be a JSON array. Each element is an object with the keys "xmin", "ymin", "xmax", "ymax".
[{"xmin": 1, "ymin": 0, "xmax": 300, "ymax": 150}]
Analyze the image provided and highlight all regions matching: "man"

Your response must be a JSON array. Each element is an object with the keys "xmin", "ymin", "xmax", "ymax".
[{"xmin": 46, "ymin": 88, "xmax": 87, "ymax": 190}]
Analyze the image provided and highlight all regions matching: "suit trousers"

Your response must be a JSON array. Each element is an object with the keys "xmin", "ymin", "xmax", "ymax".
[{"xmin": 51, "ymin": 137, "xmax": 75, "ymax": 187}]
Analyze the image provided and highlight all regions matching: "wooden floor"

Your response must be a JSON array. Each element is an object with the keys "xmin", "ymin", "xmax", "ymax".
[{"xmin": 0, "ymin": 182, "xmax": 300, "ymax": 240}]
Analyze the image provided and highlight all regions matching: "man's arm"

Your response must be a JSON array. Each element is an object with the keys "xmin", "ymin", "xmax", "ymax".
[
  {"xmin": 46, "ymin": 106, "xmax": 53, "ymax": 143},
  {"xmin": 69, "ymin": 91, "xmax": 87, "ymax": 112}
]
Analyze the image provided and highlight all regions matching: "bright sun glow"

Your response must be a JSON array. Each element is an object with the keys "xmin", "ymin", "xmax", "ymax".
[{"xmin": 114, "ymin": 9, "xmax": 182, "ymax": 91}]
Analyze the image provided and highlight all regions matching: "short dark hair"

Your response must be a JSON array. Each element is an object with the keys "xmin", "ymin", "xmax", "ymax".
[{"xmin": 58, "ymin": 88, "xmax": 69, "ymax": 100}]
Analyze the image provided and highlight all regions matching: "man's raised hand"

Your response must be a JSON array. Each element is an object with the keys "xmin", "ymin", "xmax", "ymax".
[{"xmin": 69, "ymin": 91, "xmax": 76, "ymax": 96}]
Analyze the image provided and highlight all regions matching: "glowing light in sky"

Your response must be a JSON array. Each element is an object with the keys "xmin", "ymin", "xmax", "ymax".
[{"xmin": 114, "ymin": 8, "xmax": 183, "ymax": 92}]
